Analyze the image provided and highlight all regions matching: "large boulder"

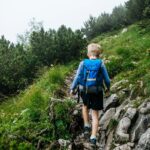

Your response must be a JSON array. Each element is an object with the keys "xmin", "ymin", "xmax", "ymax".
[
  {"xmin": 131, "ymin": 114, "xmax": 150, "ymax": 142},
  {"xmin": 104, "ymin": 94, "xmax": 119, "ymax": 112},
  {"xmin": 114, "ymin": 99, "xmax": 129, "ymax": 120},
  {"xmin": 139, "ymin": 101, "xmax": 150, "ymax": 114},
  {"xmin": 113, "ymin": 143, "xmax": 134, "ymax": 150},
  {"xmin": 116, "ymin": 117, "xmax": 131, "ymax": 142},
  {"xmin": 115, "ymin": 107, "xmax": 137, "ymax": 142},
  {"xmin": 124, "ymin": 107, "xmax": 137, "ymax": 120},
  {"xmin": 136, "ymin": 128, "xmax": 150, "ymax": 150},
  {"xmin": 105, "ymin": 131, "xmax": 114, "ymax": 150},
  {"xmin": 98, "ymin": 109, "xmax": 116, "ymax": 149},
  {"xmin": 100, "ymin": 108, "xmax": 116, "ymax": 129}
]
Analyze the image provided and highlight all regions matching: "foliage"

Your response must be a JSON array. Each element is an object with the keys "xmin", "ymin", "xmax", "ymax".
[
  {"xmin": 30, "ymin": 25, "xmax": 86, "ymax": 65},
  {"xmin": 82, "ymin": 13, "xmax": 112, "ymax": 39},
  {"xmin": 0, "ymin": 36, "xmax": 39, "ymax": 96},
  {"xmin": 106, "ymin": 57, "xmax": 123, "ymax": 78},
  {"xmin": 0, "ymin": 63, "xmax": 76, "ymax": 149},
  {"xmin": 82, "ymin": 0, "xmax": 150, "ymax": 39},
  {"xmin": 0, "ymin": 24, "xmax": 86, "ymax": 97},
  {"xmin": 126, "ymin": 0, "xmax": 150, "ymax": 22},
  {"xmin": 111, "ymin": 5, "xmax": 128, "ymax": 29}
]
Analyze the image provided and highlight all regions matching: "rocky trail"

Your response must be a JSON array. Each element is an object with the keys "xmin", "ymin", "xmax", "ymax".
[{"xmin": 49, "ymin": 72, "xmax": 150, "ymax": 150}]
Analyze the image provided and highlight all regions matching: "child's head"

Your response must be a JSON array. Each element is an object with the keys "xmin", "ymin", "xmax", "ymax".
[{"xmin": 87, "ymin": 43, "xmax": 102, "ymax": 58}]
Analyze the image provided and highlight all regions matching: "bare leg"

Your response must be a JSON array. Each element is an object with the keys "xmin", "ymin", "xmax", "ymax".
[
  {"xmin": 91, "ymin": 110, "xmax": 99, "ymax": 137},
  {"xmin": 82, "ymin": 105, "xmax": 89, "ymax": 126}
]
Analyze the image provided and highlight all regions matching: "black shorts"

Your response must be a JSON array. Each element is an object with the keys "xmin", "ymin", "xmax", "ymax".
[{"xmin": 80, "ymin": 91, "xmax": 103, "ymax": 110}]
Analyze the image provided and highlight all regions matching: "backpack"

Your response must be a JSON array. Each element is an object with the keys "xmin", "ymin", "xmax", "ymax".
[{"xmin": 78, "ymin": 59, "xmax": 103, "ymax": 93}]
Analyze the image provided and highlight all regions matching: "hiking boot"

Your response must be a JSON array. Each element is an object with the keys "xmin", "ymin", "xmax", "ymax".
[
  {"xmin": 89, "ymin": 138, "xmax": 96, "ymax": 145},
  {"xmin": 84, "ymin": 126, "xmax": 91, "ymax": 134},
  {"xmin": 83, "ymin": 126, "xmax": 91, "ymax": 139}
]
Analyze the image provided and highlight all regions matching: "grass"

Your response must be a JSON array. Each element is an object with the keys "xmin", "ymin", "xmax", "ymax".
[
  {"xmin": 0, "ymin": 63, "xmax": 74, "ymax": 113},
  {"xmin": 96, "ymin": 19, "xmax": 150, "ymax": 98},
  {"xmin": 108, "ymin": 119, "xmax": 118, "ymax": 131},
  {"xmin": 0, "ymin": 62, "xmax": 77, "ymax": 149}
]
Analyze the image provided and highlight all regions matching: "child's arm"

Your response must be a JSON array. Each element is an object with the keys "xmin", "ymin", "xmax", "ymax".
[
  {"xmin": 70, "ymin": 61, "xmax": 84, "ymax": 92},
  {"xmin": 101, "ymin": 61, "xmax": 111, "ymax": 91}
]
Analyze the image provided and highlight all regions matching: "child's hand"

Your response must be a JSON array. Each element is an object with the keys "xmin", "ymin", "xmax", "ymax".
[
  {"xmin": 70, "ymin": 90, "xmax": 76, "ymax": 95},
  {"xmin": 105, "ymin": 89, "xmax": 110, "ymax": 98}
]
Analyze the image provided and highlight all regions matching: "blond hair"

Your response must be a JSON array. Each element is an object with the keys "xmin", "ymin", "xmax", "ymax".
[{"xmin": 87, "ymin": 43, "xmax": 102, "ymax": 57}]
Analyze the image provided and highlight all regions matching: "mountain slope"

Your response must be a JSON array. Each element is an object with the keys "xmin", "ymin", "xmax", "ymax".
[{"xmin": 0, "ymin": 20, "xmax": 150, "ymax": 150}]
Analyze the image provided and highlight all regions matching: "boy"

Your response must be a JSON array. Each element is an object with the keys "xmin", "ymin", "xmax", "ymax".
[{"xmin": 70, "ymin": 43, "xmax": 110, "ymax": 145}]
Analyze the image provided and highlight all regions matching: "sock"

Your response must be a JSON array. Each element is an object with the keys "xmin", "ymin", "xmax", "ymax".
[
  {"xmin": 90, "ymin": 135, "xmax": 96, "ymax": 140},
  {"xmin": 84, "ymin": 123, "xmax": 90, "ymax": 128}
]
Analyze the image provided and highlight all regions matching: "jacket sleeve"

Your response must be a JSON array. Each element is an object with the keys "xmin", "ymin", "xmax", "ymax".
[
  {"xmin": 101, "ymin": 61, "xmax": 111, "ymax": 90},
  {"xmin": 70, "ymin": 61, "xmax": 84, "ymax": 90}
]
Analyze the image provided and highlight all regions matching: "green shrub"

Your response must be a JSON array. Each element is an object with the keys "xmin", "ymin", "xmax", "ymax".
[
  {"xmin": 48, "ymin": 67, "xmax": 64, "ymax": 85},
  {"xmin": 116, "ymin": 47, "xmax": 132, "ymax": 59},
  {"xmin": 132, "ymin": 99, "xmax": 143, "ymax": 108},
  {"xmin": 121, "ymin": 61, "xmax": 136, "ymax": 71},
  {"xmin": 52, "ymin": 100, "xmax": 75, "ymax": 139},
  {"xmin": 18, "ymin": 142, "xmax": 35, "ymax": 150},
  {"xmin": 108, "ymin": 119, "xmax": 118, "ymax": 131},
  {"xmin": 25, "ymin": 89, "xmax": 45, "ymax": 122},
  {"xmin": 106, "ymin": 57, "xmax": 123, "ymax": 78}
]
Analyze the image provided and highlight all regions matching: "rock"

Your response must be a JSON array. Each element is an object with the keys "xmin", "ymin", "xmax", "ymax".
[
  {"xmin": 138, "ymin": 101, "xmax": 147, "ymax": 109},
  {"xmin": 116, "ymin": 107, "xmax": 137, "ymax": 143},
  {"xmin": 114, "ymin": 99, "xmax": 129, "ymax": 120},
  {"xmin": 124, "ymin": 107, "xmax": 137, "ymax": 120},
  {"xmin": 48, "ymin": 141, "xmax": 60, "ymax": 150},
  {"xmin": 100, "ymin": 108, "xmax": 116, "ymax": 129},
  {"xmin": 111, "ymin": 80, "xmax": 129, "ymax": 93},
  {"xmin": 73, "ymin": 110, "xmax": 79, "ymax": 116},
  {"xmin": 116, "ymin": 117, "xmax": 131, "ymax": 142},
  {"xmin": 113, "ymin": 143, "xmax": 133, "ymax": 150},
  {"xmin": 144, "ymin": 88, "xmax": 148, "ymax": 95},
  {"xmin": 138, "ymin": 98, "xmax": 150, "ymax": 109},
  {"xmin": 121, "ymin": 28, "xmax": 128, "ymax": 33},
  {"xmin": 139, "ymin": 102, "xmax": 150, "ymax": 114},
  {"xmin": 105, "ymin": 131, "xmax": 114, "ymax": 150},
  {"xmin": 67, "ymin": 144, "xmax": 72, "ymax": 150},
  {"xmin": 73, "ymin": 142, "xmax": 84, "ymax": 149},
  {"xmin": 104, "ymin": 94, "xmax": 119, "ymax": 112},
  {"xmin": 127, "ymin": 142, "xmax": 134, "ymax": 147},
  {"xmin": 98, "ymin": 108, "xmax": 112, "ymax": 149},
  {"xmin": 131, "ymin": 114, "xmax": 150, "ymax": 142},
  {"xmin": 136, "ymin": 128, "xmax": 150, "ymax": 150},
  {"xmin": 84, "ymin": 142, "xmax": 96, "ymax": 150},
  {"xmin": 58, "ymin": 139, "xmax": 70, "ymax": 147}
]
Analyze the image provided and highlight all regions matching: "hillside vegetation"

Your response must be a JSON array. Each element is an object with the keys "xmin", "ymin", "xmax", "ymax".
[
  {"xmin": 93, "ymin": 20, "xmax": 150, "ymax": 98},
  {"xmin": 0, "ymin": 63, "xmax": 77, "ymax": 149}
]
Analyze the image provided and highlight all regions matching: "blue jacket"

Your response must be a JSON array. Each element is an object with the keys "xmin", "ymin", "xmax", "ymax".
[{"xmin": 70, "ymin": 59, "xmax": 110, "ymax": 91}]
